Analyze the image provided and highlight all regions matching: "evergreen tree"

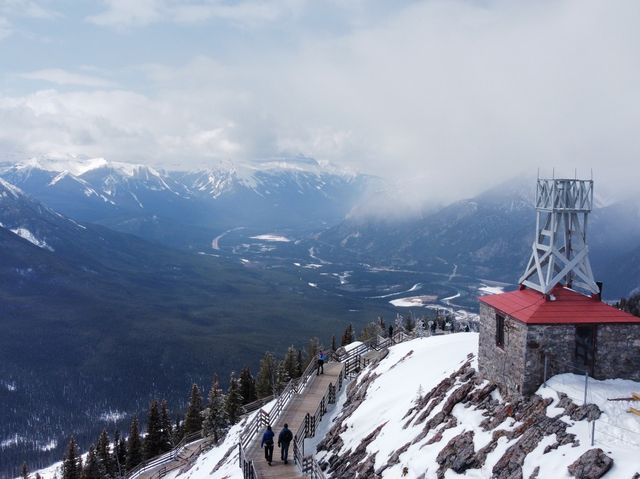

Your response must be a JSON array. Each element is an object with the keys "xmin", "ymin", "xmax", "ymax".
[
  {"xmin": 125, "ymin": 417, "xmax": 143, "ymax": 472},
  {"xmin": 201, "ymin": 375, "xmax": 228, "ymax": 443},
  {"xmin": 21, "ymin": 462, "xmax": 28, "ymax": 479},
  {"xmin": 341, "ymin": 324, "xmax": 354, "ymax": 346},
  {"xmin": 359, "ymin": 321, "xmax": 383, "ymax": 341},
  {"xmin": 415, "ymin": 317, "xmax": 425, "ymax": 338},
  {"xmin": 96, "ymin": 429, "xmax": 114, "ymax": 478},
  {"xmin": 255, "ymin": 352, "xmax": 276, "ymax": 398},
  {"xmin": 395, "ymin": 313, "xmax": 405, "ymax": 332},
  {"xmin": 224, "ymin": 372, "xmax": 243, "ymax": 425},
  {"xmin": 282, "ymin": 346, "xmax": 300, "ymax": 380},
  {"xmin": 239, "ymin": 367, "xmax": 257, "ymax": 405},
  {"xmin": 331, "ymin": 335, "xmax": 337, "ymax": 351},
  {"xmin": 82, "ymin": 445, "xmax": 102, "ymax": 479},
  {"xmin": 274, "ymin": 360, "xmax": 288, "ymax": 393},
  {"xmin": 143, "ymin": 400, "xmax": 162, "ymax": 459},
  {"xmin": 62, "ymin": 436, "xmax": 81, "ymax": 479},
  {"xmin": 113, "ymin": 430, "xmax": 127, "ymax": 477},
  {"xmin": 296, "ymin": 349, "xmax": 304, "ymax": 377},
  {"xmin": 183, "ymin": 384, "xmax": 203, "ymax": 435},
  {"xmin": 172, "ymin": 415, "xmax": 184, "ymax": 445},
  {"xmin": 305, "ymin": 337, "xmax": 321, "ymax": 368},
  {"xmin": 159, "ymin": 400, "xmax": 173, "ymax": 453}
]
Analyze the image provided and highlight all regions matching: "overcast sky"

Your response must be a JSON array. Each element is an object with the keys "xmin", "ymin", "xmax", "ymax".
[{"xmin": 1, "ymin": 0, "xmax": 639, "ymax": 204}]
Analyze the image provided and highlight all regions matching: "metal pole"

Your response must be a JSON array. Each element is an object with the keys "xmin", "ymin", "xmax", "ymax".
[
  {"xmin": 583, "ymin": 370, "xmax": 588, "ymax": 406},
  {"xmin": 543, "ymin": 355, "xmax": 548, "ymax": 387},
  {"xmin": 591, "ymin": 420, "xmax": 595, "ymax": 447}
]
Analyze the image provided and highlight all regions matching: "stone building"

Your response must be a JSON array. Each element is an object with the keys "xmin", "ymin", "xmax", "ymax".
[
  {"xmin": 478, "ymin": 285, "xmax": 640, "ymax": 397},
  {"xmin": 477, "ymin": 178, "xmax": 640, "ymax": 397}
]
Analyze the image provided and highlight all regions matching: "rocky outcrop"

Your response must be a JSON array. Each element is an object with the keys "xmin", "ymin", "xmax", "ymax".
[
  {"xmin": 435, "ymin": 430, "xmax": 476, "ymax": 478},
  {"xmin": 567, "ymin": 448, "xmax": 613, "ymax": 479},
  {"xmin": 318, "ymin": 352, "xmax": 600, "ymax": 479}
]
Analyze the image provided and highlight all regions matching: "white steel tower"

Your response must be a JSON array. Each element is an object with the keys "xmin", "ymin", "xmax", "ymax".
[{"xmin": 519, "ymin": 178, "xmax": 599, "ymax": 295}]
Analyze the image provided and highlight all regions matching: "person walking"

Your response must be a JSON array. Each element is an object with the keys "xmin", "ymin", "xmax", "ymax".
[
  {"xmin": 261, "ymin": 425, "xmax": 275, "ymax": 465},
  {"xmin": 278, "ymin": 423, "xmax": 293, "ymax": 464},
  {"xmin": 317, "ymin": 350, "xmax": 325, "ymax": 375}
]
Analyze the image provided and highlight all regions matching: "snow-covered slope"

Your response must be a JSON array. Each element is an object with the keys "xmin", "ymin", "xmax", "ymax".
[{"xmin": 162, "ymin": 334, "xmax": 639, "ymax": 479}]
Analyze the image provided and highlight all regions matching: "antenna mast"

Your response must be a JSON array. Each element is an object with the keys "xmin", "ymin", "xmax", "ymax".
[{"xmin": 519, "ymin": 178, "xmax": 599, "ymax": 295}]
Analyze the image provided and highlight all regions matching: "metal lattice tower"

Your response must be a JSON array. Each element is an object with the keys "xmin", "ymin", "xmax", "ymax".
[{"xmin": 519, "ymin": 178, "xmax": 599, "ymax": 295}]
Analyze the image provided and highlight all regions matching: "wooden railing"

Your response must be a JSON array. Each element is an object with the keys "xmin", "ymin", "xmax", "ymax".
[
  {"xmin": 238, "ymin": 357, "xmax": 319, "ymax": 476},
  {"xmin": 126, "ymin": 431, "xmax": 204, "ymax": 479},
  {"xmin": 293, "ymin": 364, "xmax": 344, "ymax": 479}
]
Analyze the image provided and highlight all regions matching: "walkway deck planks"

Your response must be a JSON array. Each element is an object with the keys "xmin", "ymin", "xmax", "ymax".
[{"xmin": 246, "ymin": 361, "xmax": 343, "ymax": 478}]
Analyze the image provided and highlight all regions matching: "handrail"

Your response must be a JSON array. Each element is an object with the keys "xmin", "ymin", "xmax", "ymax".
[{"xmin": 127, "ymin": 431, "xmax": 204, "ymax": 479}]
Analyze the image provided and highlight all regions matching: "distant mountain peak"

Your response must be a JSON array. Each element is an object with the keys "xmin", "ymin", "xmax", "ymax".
[{"xmin": 0, "ymin": 177, "xmax": 24, "ymax": 199}]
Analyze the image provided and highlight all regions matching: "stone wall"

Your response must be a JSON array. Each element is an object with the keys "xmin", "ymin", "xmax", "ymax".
[
  {"xmin": 480, "ymin": 309, "xmax": 640, "ymax": 397},
  {"xmin": 523, "ymin": 324, "xmax": 575, "ymax": 395},
  {"xmin": 595, "ymin": 324, "xmax": 640, "ymax": 381},
  {"xmin": 478, "ymin": 303, "xmax": 528, "ymax": 398}
]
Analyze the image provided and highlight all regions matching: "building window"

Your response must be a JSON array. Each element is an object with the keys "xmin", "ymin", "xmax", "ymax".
[{"xmin": 496, "ymin": 313, "xmax": 505, "ymax": 348}]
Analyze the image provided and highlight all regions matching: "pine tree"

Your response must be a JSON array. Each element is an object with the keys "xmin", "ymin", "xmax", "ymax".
[
  {"xmin": 183, "ymin": 384, "xmax": 203, "ymax": 435},
  {"xmin": 341, "ymin": 324, "xmax": 353, "ymax": 346},
  {"xmin": 415, "ymin": 318, "xmax": 425, "ymax": 338},
  {"xmin": 275, "ymin": 360, "xmax": 288, "ymax": 393},
  {"xmin": 96, "ymin": 429, "xmax": 114, "ymax": 478},
  {"xmin": 331, "ymin": 335, "xmax": 337, "ymax": 351},
  {"xmin": 395, "ymin": 313, "xmax": 405, "ymax": 332},
  {"xmin": 201, "ymin": 375, "xmax": 228, "ymax": 443},
  {"xmin": 282, "ymin": 346, "xmax": 300, "ymax": 380},
  {"xmin": 62, "ymin": 436, "xmax": 81, "ymax": 479},
  {"xmin": 21, "ymin": 462, "xmax": 28, "ymax": 479},
  {"xmin": 143, "ymin": 400, "xmax": 162, "ymax": 459},
  {"xmin": 159, "ymin": 400, "xmax": 173, "ymax": 453},
  {"xmin": 239, "ymin": 367, "xmax": 257, "ymax": 405},
  {"xmin": 296, "ymin": 349, "xmax": 303, "ymax": 377},
  {"xmin": 82, "ymin": 445, "xmax": 102, "ymax": 479},
  {"xmin": 172, "ymin": 415, "xmax": 184, "ymax": 445},
  {"xmin": 255, "ymin": 352, "xmax": 276, "ymax": 398},
  {"xmin": 113, "ymin": 430, "xmax": 127, "ymax": 477},
  {"xmin": 224, "ymin": 372, "xmax": 243, "ymax": 425},
  {"xmin": 125, "ymin": 417, "xmax": 142, "ymax": 472},
  {"xmin": 305, "ymin": 337, "xmax": 321, "ymax": 368}
]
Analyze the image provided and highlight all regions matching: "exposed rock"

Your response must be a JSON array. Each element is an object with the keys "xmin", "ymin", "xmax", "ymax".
[
  {"xmin": 557, "ymin": 393, "xmax": 602, "ymax": 421},
  {"xmin": 528, "ymin": 466, "xmax": 540, "ymax": 479},
  {"xmin": 567, "ymin": 448, "xmax": 613, "ymax": 479},
  {"xmin": 322, "ymin": 422, "xmax": 385, "ymax": 478},
  {"xmin": 436, "ymin": 430, "xmax": 476, "ymax": 478}
]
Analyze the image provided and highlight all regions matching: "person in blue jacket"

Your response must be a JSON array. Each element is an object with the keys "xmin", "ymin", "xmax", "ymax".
[
  {"xmin": 278, "ymin": 423, "xmax": 294, "ymax": 464},
  {"xmin": 261, "ymin": 425, "xmax": 275, "ymax": 465}
]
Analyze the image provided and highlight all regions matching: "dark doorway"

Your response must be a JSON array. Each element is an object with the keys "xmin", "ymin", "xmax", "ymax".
[{"xmin": 575, "ymin": 325, "xmax": 597, "ymax": 375}]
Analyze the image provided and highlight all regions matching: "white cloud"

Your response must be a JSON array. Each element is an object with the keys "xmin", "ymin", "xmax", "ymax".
[
  {"xmin": 87, "ymin": 0, "xmax": 305, "ymax": 28},
  {"xmin": 0, "ymin": 16, "xmax": 11, "ymax": 40},
  {"xmin": 21, "ymin": 69, "xmax": 116, "ymax": 88},
  {"xmin": 2, "ymin": 0, "xmax": 640, "ymax": 207}
]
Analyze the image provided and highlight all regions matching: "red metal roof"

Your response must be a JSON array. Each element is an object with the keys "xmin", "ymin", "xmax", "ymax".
[{"xmin": 479, "ymin": 286, "xmax": 640, "ymax": 325}]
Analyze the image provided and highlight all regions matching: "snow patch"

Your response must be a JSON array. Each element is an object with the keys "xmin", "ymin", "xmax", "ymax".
[
  {"xmin": 10, "ymin": 227, "xmax": 54, "ymax": 251},
  {"xmin": 250, "ymin": 234, "xmax": 291, "ymax": 242},
  {"xmin": 389, "ymin": 294, "xmax": 437, "ymax": 307},
  {"xmin": 478, "ymin": 284, "xmax": 505, "ymax": 295}
]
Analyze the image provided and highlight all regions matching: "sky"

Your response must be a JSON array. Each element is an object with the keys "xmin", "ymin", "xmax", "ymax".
[{"xmin": 1, "ymin": 0, "xmax": 639, "ymax": 204}]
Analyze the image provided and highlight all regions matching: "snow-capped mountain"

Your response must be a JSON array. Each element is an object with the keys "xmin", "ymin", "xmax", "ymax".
[{"xmin": 0, "ymin": 156, "xmax": 374, "ymax": 248}]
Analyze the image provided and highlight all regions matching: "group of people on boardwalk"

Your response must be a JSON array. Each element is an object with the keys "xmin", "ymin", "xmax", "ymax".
[
  {"xmin": 260, "ymin": 351, "xmax": 327, "ymax": 467},
  {"xmin": 261, "ymin": 424, "xmax": 293, "ymax": 466}
]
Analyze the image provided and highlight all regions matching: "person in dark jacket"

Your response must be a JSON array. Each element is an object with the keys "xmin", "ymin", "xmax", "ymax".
[
  {"xmin": 261, "ymin": 425, "xmax": 275, "ymax": 465},
  {"xmin": 278, "ymin": 423, "xmax": 294, "ymax": 464},
  {"xmin": 317, "ymin": 350, "xmax": 325, "ymax": 375}
]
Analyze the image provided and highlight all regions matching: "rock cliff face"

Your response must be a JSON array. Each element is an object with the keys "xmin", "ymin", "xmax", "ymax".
[{"xmin": 315, "ymin": 342, "xmax": 624, "ymax": 479}]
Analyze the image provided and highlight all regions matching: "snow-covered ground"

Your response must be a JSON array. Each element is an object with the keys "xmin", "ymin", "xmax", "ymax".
[
  {"xmin": 478, "ymin": 284, "xmax": 505, "ymax": 295},
  {"xmin": 9, "ymin": 227, "xmax": 54, "ymax": 251},
  {"xmin": 250, "ymin": 234, "xmax": 291, "ymax": 242},
  {"xmin": 316, "ymin": 333, "xmax": 640, "ymax": 479},
  {"xmin": 389, "ymin": 294, "xmax": 437, "ymax": 307}
]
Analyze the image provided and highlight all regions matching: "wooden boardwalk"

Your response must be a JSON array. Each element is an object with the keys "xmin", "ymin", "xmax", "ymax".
[{"xmin": 246, "ymin": 362, "xmax": 343, "ymax": 479}]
